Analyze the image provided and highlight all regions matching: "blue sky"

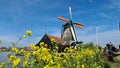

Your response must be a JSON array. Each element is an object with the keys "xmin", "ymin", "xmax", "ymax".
[{"xmin": 0, "ymin": 0, "xmax": 120, "ymax": 47}]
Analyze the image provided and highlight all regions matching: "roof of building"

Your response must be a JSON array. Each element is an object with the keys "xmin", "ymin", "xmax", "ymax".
[{"xmin": 47, "ymin": 34, "xmax": 69, "ymax": 45}]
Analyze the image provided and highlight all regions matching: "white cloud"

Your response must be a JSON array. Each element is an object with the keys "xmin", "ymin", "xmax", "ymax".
[
  {"xmin": 1, "ymin": 26, "xmax": 119, "ymax": 48},
  {"xmin": 76, "ymin": 25, "xmax": 109, "ymax": 35},
  {"xmin": 0, "ymin": 35, "xmax": 18, "ymax": 47},
  {"xmin": 99, "ymin": 12, "xmax": 110, "ymax": 18},
  {"xmin": 75, "ymin": 25, "xmax": 119, "ymax": 48},
  {"xmin": 99, "ymin": 30, "xmax": 120, "ymax": 44},
  {"xmin": 76, "ymin": 26, "xmax": 95, "ymax": 35},
  {"xmin": 105, "ymin": 0, "xmax": 120, "ymax": 9},
  {"xmin": 22, "ymin": 0, "xmax": 64, "ymax": 10},
  {"xmin": 88, "ymin": 0, "xmax": 94, "ymax": 3},
  {"xmin": 73, "ymin": 9, "xmax": 95, "ymax": 15},
  {"xmin": 0, "ymin": 27, "xmax": 62, "ymax": 47},
  {"xmin": 77, "ymin": 30, "xmax": 120, "ymax": 47},
  {"xmin": 41, "ymin": 17, "xmax": 58, "ymax": 22},
  {"xmin": 0, "ymin": 34, "xmax": 39, "ymax": 47}
]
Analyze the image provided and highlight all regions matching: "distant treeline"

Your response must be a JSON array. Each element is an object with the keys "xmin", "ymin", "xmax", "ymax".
[{"xmin": 0, "ymin": 47, "xmax": 32, "ymax": 52}]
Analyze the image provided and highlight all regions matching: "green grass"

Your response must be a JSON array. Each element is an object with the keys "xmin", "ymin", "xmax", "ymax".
[{"xmin": 110, "ymin": 56, "xmax": 120, "ymax": 68}]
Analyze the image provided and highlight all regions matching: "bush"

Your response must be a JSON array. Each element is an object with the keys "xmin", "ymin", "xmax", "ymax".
[{"xmin": 0, "ymin": 30, "xmax": 110, "ymax": 68}]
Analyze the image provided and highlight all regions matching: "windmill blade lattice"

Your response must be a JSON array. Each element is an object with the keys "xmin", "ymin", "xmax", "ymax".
[
  {"xmin": 58, "ymin": 16, "xmax": 70, "ymax": 23},
  {"xmin": 74, "ymin": 23, "xmax": 84, "ymax": 28}
]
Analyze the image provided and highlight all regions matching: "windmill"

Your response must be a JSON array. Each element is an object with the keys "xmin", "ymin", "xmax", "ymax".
[{"xmin": 58, "ymin": 7, "xmax": 84, "ymax": 46}]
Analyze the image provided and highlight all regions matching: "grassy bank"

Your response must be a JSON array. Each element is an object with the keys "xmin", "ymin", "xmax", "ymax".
[{"xmin": 110, "ymin": 56, "xmax": 120, "ymax": 68}]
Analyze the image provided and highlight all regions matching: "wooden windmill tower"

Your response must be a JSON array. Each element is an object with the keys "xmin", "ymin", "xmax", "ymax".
[{"xmin": 58, "ymin": 7, "xmax": 84, "ymax": 45}]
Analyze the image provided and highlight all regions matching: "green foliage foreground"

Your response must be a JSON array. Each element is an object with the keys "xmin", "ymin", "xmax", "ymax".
[{"xmin": 0, "ymin": 30, "xmax": 110, "ymax": 68}]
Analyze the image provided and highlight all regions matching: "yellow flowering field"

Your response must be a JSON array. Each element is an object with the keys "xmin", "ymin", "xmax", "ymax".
[{"xmin": 0, "ymin": 30, "xmax": 110, "ymax": 68}]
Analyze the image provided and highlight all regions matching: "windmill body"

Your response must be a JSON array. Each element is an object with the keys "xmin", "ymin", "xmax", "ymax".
[
  {"xmin": 61, "ymin": 23, "xmax": 75, "ymax": 42},
  {"xmin": 58, "ymin": 7, "xmax": 84, "ymax": 45}
]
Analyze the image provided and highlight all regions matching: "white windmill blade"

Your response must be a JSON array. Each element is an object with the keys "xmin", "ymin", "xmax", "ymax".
[
  {"xmin": 69, "ymin": 7, "xmax": 72, "ymax": 20},
  {"xmin": 70, "ymin": 26, "xmax": 77, "ymax": 41},
  {"xmin": 68, "ymin": 7, "xmax": 77, "ymax": 41}
]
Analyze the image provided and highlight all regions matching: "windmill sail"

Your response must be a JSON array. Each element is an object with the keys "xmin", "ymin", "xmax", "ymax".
[
  {"xmin": 69, "ymin": 24, "xmax": 77, "ymax": 41},
  {"xmin": 74, "ymin": 23, "xmax": 84, "ymax": 28},
  {"xmin": 69, "ymin": 7, "xmax": 72, "ymax": 20},
  {"xmin": 68, "ymin": 7, "xmax": 77, "ymax": 41},
  {"xmin": 58, "ymin": 16, "xmax": 70, "ymax": 23}
]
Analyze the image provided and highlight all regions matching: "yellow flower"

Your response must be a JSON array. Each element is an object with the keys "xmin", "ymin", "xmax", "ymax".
[
  {"xmin": 20, "ymin": 49, "xmax": 25, "ymax": 55},
  {"xmin": 45, "ymin": 44, "xmax": 48, "ymax": 47},
  {"xmin": 12, "ymin": 58, "xmax": 21, "ymax": 67},
  {"xmin": 36, "ymin": 46, "xmax": 40, "ymax": 50},
  {"xmin": 50, "ymin": 38, "xmax": 55, "ymax": 42},
  {"xmin": 81, "ymin": 64, "xmax": 85, "ymax": 68},
  {"xmin": 101, "ymin": 49, "xmax": 104, "ymax": 52},
  {"xmin": 68, "ymin": 48, "xmax": 74, "ymax": 53},
  {"xmin": 63, "ymin": 60, "xmax": 67, "ymax": 63},
  {"xmin": 30, "ymin": 44, "xmax": 36, "ymax": 50},
  {"xmin": 39, "ymin": 42, "xmax": 44, "ymax": 46},
  {"xmin": 44, "ymin": 65, "xmax": 50, "ymax": 68},
  {"xmin": 33, "ymin": 50, "xmax": 40, "ymax": 56},
  {"xmin": 77, "ymin": 65, "xmax": 80, "ymax": 68},
  {"xmin": 49, "ymin": 60, "xmax": 54, "ymax": 64},
  {"xmin": 22, "ymin": 61, "xmax": 28, "ymax": 68},
  {"xmin": 31, "ymin": 60, "xmax": 36, "ymax": 65},
  {"xmin": 32, "ymin": 51, "xmax": 36, "ymax": 56},
  {"xmin": 0, "ymin": 63, "xmax": 5, "ymax": 68},
  {"xmin": 42, "ymin": 48, "xmax": 48, "ymax": 53},
  {"xmin": 55, "ymin": 46, "xmax": 58, "ymax": 49},
  {"xmin": 9, "ymin": 55, "xmax": 16, "ymax": 61},
  {"xmin": 42, "ymin": 55, "xmax": 47, "ymax": 61},
  {"xmin": 57, "ymin": 63, "xmax": 61, "ymax": 68},
  {"xmin": 26, "ymin": 30, "xmax": 32, "ymax": 36},
  {"xmin": 11, "ymin": 47, "xmax": 18, "ymax": 53},
  {"xmin": 24, "ymin": 52, "xmax": 31, "ymax": 61},
  {"xmin": 22, "ymin": 35, "xmax": 26, "ymax": 38}
]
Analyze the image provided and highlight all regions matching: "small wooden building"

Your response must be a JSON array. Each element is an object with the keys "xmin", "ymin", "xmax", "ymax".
[{"xmin": 36, "ymin": 34, "xmax": 69, "ymax": 50}]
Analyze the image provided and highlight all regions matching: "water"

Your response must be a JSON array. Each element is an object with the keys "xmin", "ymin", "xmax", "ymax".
[
  {"xmin": 0, "ymin": 52, "xmax": 24, "ymax": 68},
  {"xmin": 0, "ymin": 52, "xmax": 8, "ymax": 63}
]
